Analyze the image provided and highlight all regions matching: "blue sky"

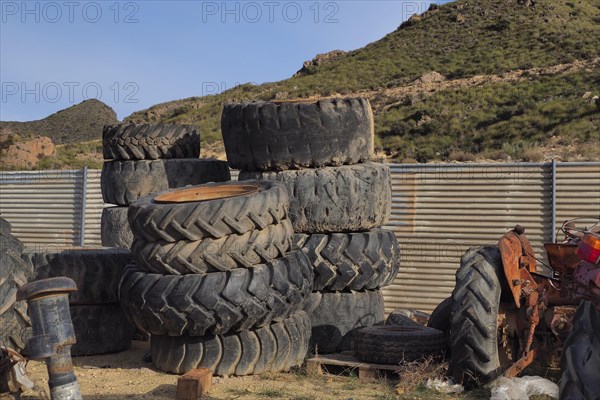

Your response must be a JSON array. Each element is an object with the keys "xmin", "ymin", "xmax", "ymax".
[{"xmin": 1, "ymin": 0, "xmax": 448, "ymax": 121}]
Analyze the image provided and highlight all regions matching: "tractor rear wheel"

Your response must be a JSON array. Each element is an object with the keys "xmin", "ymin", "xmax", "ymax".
[
  {"xmin": 449, "ymin": 246, "xmax": 517, "ymax": 387},
  {"xmin": 560, "ymin": 301, "xmax": 600, "ymax": 400}
]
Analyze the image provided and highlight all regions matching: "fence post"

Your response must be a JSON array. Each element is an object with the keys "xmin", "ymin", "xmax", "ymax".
[
  {"xmin": 551, "ymin": 160, "xmax": 557, "ymax": 243},
  {"xmin": 79, "ymin": 166, "xmax": 88, "ymax": 246}
]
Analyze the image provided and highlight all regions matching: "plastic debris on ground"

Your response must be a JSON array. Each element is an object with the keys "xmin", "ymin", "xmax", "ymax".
[
  {"xmin": 490, "ymin": 376, "xmax": 559, "ymax": 400},
  {"xmin": 425, "ymin": 378, "xmax": 464, "ymax": 394}
]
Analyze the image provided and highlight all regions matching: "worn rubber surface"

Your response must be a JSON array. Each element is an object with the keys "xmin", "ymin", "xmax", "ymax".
[
  {"xmin": 295, "ymin": 229, "xmax": 400, "ymax": 291},
  {"xmin": 70, "ymin": 304, "xmax": 135, "ymax": 356},
  {"xmin": 101, "ymin": 207, "xmax": 133, "ymax": 249},
  {"xmin": 354, "ymin": 325, "xmax": 446, "ymax": 364},
  {"xmin": 221, "ymin": 98, "xmax": 374, "ymax": 171},
  {"xmin": 133, "ymin": 220, "xmax": 293, "ymax": 275},
  {"xmin": 151, "ymin": 311, "xmax": 310, "ymax": 376},
  {"xmin": 239, "ymin": 163, "xmax": 391, "ymax": 233},
  {"xmin": 449, "ymin": 246, "xmax": 503, "ymax": 387},
  {"xmin": 0, "ymin": 230, "xmax": 32, "ymax": 352},
  {"xmin": 103, "ymin": 123, "xmax": 200, "ymax": 160},
  {"xmin": 23, "ymin": 248, "xmax": 131, "ymax": 305},
  {"xmin": 128, "ymin": 180, "xmax": 288, "ymax": 242},
  {"xmin": 0, "ymin": 217, "xmax": 11, "ymax": 234},
  {"xmin": 0, "ymin": 302, "xmax": 30, "ymax": 352},
  {"xmin": 102, "ymin": 159, "xmax": 230, "ymax": 206},
  {"xmin": 304, "ymin": 290, "xmax": 384, "ymax": 354},
  {"xmin": 560, "ymin": 301, "xmax": 600, "ymax": 400},
  {"xmin": 119, "ymin": 250, "xmax": 314, "ymax": 337}
]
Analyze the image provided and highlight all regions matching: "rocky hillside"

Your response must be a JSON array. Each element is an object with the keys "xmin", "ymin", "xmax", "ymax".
[
  {"xmin": 126, "ymin": 0, "xmax": 600, "ymax": 162},
  {"xmin": 0, "ymin": 99, "xmax": 118, "ymax": 145}
]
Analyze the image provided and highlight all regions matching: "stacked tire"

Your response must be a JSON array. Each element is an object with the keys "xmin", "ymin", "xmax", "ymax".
[
  {"xmin": 22, "ymin": 248, "xmax": 135, "ymax": 356},
  {"xmin": 121, "ymin": 180, "xmax": 314, "ymax": 375},
  {"xmin": 101, "ymin": 123, "xmax": 230, "ymax": 248},
  {"xmin": 223, "ymin": 97, "xmax": 400, "ymax": 354},
  {"xmin": 0, "ymin": 218, "xmax": 33, "ymax": 352}
]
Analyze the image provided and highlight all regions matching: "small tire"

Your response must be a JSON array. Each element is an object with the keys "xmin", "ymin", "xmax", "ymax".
[
  {"xmin": 119, "ymin": 250, "xmax": 314, "ymax": 336},
  {"xmin": 354, "ymin": 325, "xmax": 446, "ymax": 364},
  {"xmin": 70, "ymin": 304, "xmax": 135, "ymax": 356},
  {"xmin": 103, "ymin": 123, "xmax": 200, "ymax": 160},
  {"xmin": 559, "ymin": 301, "xmax": 600, "ymax": 400},
  {"xmin": 221, "ymin": 98, "xmax": 374, "ymax": 171},
  {"xmin": 151, "ymin": 311, "xmax": 311, "ymax": 376},
  {"xmin": 24, "ymin": 248, "xmax": 132, "ymax": 305},
  {"xmin": 101, "ymin": 159, "xmax": 230, "ymax": 206},
  {"xmin": 295, "ymin": 229, "xmax": 400, "ymax": 291},
  {"xmin": 132, "ymin": 220, "xmax": 293, "ymax": 275},
  {"xmin": 101, "ymin": 207, "xmax": 133, "ymax": 249},
  {"xmin": 304, "ymin": 290, "xmax": 384, "ymax": 354},
  {"xmin": 449, "ymin": 246, "xmax": 504, "ymax": 387},
  {"xmin": 128, "ymin": 180, "xmax": 288, "ymax": 242},
  {"xmin": 239, "ymin": 163, "xmax": 391, "ymax": 233}
]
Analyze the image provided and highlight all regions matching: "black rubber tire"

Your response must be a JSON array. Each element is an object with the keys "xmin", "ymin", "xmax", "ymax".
[
  {"xmin": 304, "ymin": 290, "xmax": 384, "ymax": 354},
  {"xmin": 119, "ymin": 250, "xmax": 314, "ymax": 337},
  {"xmin": 560, "ymin": 301, "xmax": 600, "ymax": 400},
  {"xmin": 354, "ymin": 325, "xmax": 446, "ymax": 364},
  {"xmin": 385, "ymin": 309, "xmax": 429, "ymax": 327},
  {"xmin": 239, "ymin": 163, "xmax": 391, "ymax": 234},
  {"xmin": 295, "ymin": 229, "xmax": 400, "ymax": 291},
  {"xmin": 103, "ymin": 123, "xmax": 200, "ymax": 160},
  {"xmin": 449, "ymin": 246, "xmax": 504, "ymax": 387},
  {"xmin": 0, "ymin": 301, "xmax": 30, "ymax": 352},
  {"xmin": 221, "ymin": 98, "xmax": 374, "ymax": 171},
  {"xmin": 101, "ymin": 207, "xmax": 133, "ymax": 249},
  {"xmin": 427, "ymin": 297, "xmax": 453, "ymax": 333},
  {"xmin": 0, "ymin": 217, "xmax": 11, "ymax": 234},
  {"xmin": 23, "ymin": 248, "xmax": 131, "ymax": 305},
  {"xmin": 0, "ymin": 235, "xmax": 32, "ymax": 352},
  {"xmin": 132, "ymin": 220, "xmax": 293, "ymax": 275},
  {"xmin": 128, "ymin": 180, "xmax": 288, "ymax": 242},
  {"xmin": 101, "ymin": 159, "xmax": 230, "ymax": 206},
  {"xmin": 151, "ymin": 311, "xmax": 311, "ymax": 376},
  {"xmin": 70, "ymin": 304, "xmax": 135, "ymax": 356}
]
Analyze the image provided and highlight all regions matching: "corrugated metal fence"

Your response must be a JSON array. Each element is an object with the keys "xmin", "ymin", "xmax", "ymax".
[
  {"xmin": 381, "ymin": 162, "xmax": 600, "ymax": 313},
  {"xmin": 1, "ymin": 162, "xmax": 598, "ymax": 312}
]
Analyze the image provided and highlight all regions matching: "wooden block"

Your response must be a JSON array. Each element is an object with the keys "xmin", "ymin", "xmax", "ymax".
[
  {"xmin": 306, "ymin": 358, "xmax": 323, "ymax": 376},
  {"xmin": 177, "ymin": 368, "xmax": 213, "ymax": 400}
]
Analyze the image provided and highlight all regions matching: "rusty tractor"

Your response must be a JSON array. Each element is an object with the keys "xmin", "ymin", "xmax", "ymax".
[{"xmin": 448, "ymin": 218, "xmax": 600, "ymax": 387}]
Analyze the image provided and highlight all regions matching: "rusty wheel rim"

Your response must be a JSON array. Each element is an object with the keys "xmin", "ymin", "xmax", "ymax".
[{"xmin": 154, "ymin": 184, "xmax": 260, "ymax": 204}]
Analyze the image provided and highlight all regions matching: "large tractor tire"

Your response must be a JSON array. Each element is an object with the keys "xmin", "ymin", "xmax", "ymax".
[
  {"xmin": 101, "ymin": 159, "xmax": 230, "ymax": 206},
  {"xmin": 151, "ymin": 311, "xmax": 311, "ymax": 376},
  {"xmin": 449, "ymin": 246, "xmax": 507, "ymax": 387},
  {"xmin": 132, "ymin": 220, "xmax": 293, "ymax": 275},
  {"xmin": 560, "ymin": 301, "xmax": 600, "ymax": 400},
  {"xmin": 221, "ymin": 98, "xmax": 374, "ymax": 171},
  {"xmin": 119, "ymin": 250, "xmax": 313, "ymax": 337},
  {"xmin": 103, "ymin": 123, "xmax": 200, "ymax": 160},
  {"xmin": 294, "ymin": 229, "xmax": 400, "ymax": 291},
  {"xmin": 128, "ymin": 181, "xmax": 288, "ymax": 243},
  {"xmin": 239, "ymin": 163, "xmax": 391, "ymax": 234}
]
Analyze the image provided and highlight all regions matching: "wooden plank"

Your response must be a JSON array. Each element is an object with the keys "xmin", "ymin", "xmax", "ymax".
[
  {"xmin": 306, "ymin": 352, "xmax": 400, "ymax": 383},
  {"xmin": 176, "ymin": 368, "xmax": 213, "ymax": 399}
]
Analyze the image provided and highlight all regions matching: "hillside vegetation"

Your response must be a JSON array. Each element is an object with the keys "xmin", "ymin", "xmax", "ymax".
[
  {"xmin": 0, "ymin": 99, "xmax": 118, "ymax": 145},
  {"xmin": 126, "ymin": 0, "xmax": 600, "ymax": 162}
]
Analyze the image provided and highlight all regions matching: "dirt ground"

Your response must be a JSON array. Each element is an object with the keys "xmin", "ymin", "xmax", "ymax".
[
  {"xmin": 20, "ymin": 341, "xmax": 490, "ymax": 400},
  {"xmin": 20, "ymin": 341, "xmax": 560, "ymax": 400}
]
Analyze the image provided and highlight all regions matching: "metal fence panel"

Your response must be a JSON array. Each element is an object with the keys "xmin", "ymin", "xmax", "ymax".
[
  {"xmin": 0, "ymin": 169, "xmax": 84, "ymax": 246},
  {"xmin": 382, "ymin": 163, "xmax": 553, "ymax": 313}
]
